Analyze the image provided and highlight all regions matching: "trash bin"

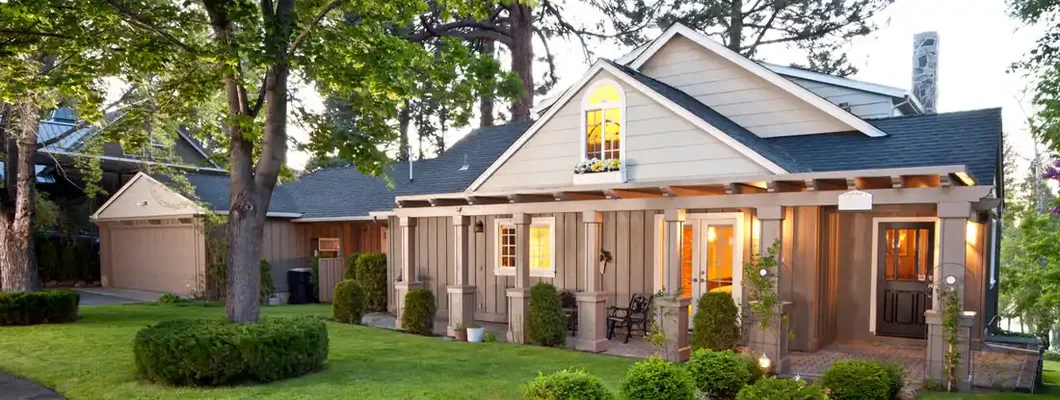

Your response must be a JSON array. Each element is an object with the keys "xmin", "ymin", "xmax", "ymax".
[{"xmin": 287, "ymin": 268, "xmax": 313, "ymax": 304}]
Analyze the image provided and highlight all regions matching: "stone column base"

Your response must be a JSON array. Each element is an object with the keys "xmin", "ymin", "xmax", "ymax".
[
  {"xmin": 446, "ymin": 285, "xmax": 476, "ymax": 337},
  {"xmin": 506, "ymin": 288, "xmax": 530, "ymax": 344},
  {"xmin": 925, "ymin": 310, "xmax": 976, "ymax": 391},
  {"xmin": 747, "ymin": 301, "xmax": 794, "ymax": 375},
  {"xmin": 655, "ymin": 297, "xmax": 691, "ymax": 362},
  {"xmin": 394, "ymin": 281, "xmax": 424, "ymax": 330},
  {"xmin": 574, "ymin": 291, "xmax": 608, "ymax": 352}
]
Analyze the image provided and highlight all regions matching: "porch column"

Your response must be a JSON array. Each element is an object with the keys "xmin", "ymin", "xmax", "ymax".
[
  {"xmin": 576, "ymin": 211, "xmax": 608, "ymax": 352},
  {"xmin": 656, "ymin": 209, "xmax": 691, "ymax": 362},
  {"xmin": 506, "ymin": 213, "xmax": 531, "ymax": 344},
  {"xmin": 749, "ymin": 206, "xmax": 792, "ymax": 374},
  {"xmin": 925, "ymin": 201, "xmax": 975, "ymax": 390},
  {"xmin": 447, "ymin": 216, "xmax": 476, "ymax": 337},
  {"xmin": 394, "ymin": 216, "xmax": 423, "ymax": 330}
]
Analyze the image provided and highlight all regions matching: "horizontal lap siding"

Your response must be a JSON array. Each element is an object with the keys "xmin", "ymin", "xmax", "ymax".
[{"xmin": 788, "ymin": 77, "xmax": 896, "ymax": 119}]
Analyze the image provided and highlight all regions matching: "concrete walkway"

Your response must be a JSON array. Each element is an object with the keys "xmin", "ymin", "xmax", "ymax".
[
  {"xmin": 73, "ymin": 288, "xmax": 162, "ymax": 305},
  {"xmin": 0, "ymin": 373, "xmax": 63, "ymax": 400}
]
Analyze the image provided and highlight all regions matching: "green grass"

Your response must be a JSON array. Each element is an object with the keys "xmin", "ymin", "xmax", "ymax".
[
  {"xmin": 916, "ymin": 360, "xmax": 1060, "ymax": 399},
  {"xmin": 0, "ymin": 303, "xmax": 637, "ymax": 399}
]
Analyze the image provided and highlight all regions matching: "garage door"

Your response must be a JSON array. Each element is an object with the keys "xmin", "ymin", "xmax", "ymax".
[{"xmin": 107, "ymin": 223, "xmax": 203, "ymax": 295}]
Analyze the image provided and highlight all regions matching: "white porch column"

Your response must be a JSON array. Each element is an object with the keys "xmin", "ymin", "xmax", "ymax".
[
  {"xmin": 506, "ymin": 213, "xmax": 531, "ymax": 343},
  {"xmin": 925, "ymin": 201, "xmax": 975, "ymax": 390},
  {"xmin": 749, "ymin": 206, "xmax": 792, "ymax": 374},
  {"xmin": 656, "ymin": 209, "xmax": 691, "ymax": 362},
  {"xmin": 447, "ymin": 216, "xmax": 476, "ymax": 337},
  {"xmin": 575, "ymin": 211, "xmax": 608, "ymax": 352},
  {"xmin": 394, "ymin": 216, "xmax": 423, "ymax": 330}
]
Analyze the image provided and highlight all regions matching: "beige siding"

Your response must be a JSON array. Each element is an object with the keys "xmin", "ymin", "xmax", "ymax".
[
  {"xmin": 95, "ymin": 175, "xmax": 201, "ymax": 221},
  {"xmin": 100, "ymin": 219, "xmax": 205, "ymax": 296},
  {"xmin": 639, "ymin": 36, "xmax": 852, "ymax": 137},
  {"xmin": 261, "ymin": 219, "xmax": 313, "ymax": 293},
  {"xmin": 478, "ymin": 70, "xmax": 771, "ymax": 191},
  {"xmin": 788, "ymin": 77, "xmax": 896, "ymax": 119}
]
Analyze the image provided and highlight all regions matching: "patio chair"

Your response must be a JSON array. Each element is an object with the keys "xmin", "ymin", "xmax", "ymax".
[
  {"xmin": 560, "ymin": 290, "xmax": 578, "ymax": 335},
  {"xmin": 606, "ymin": 293, "xmax": 652, "ymax": 344}
]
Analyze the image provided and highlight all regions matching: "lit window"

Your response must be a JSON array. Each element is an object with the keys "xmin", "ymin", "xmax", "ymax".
[
  {"xmin": 495, "ymin": 217, "xmax": 555, "ymax": 277},
  {"xmin": 582, "ymin": 80, "xmax": 624, "ymax": 162}
]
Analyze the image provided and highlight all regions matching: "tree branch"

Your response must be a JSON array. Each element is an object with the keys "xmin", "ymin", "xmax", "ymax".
[
  {"xmin": 407, "ymin": 16, "xmax": 513, "ymax": 45},
  {"xmin": 532, "ymin": 27, "xmax": 558, "ymax": 95},
  {"xmin": 0, "ymin": 29, "xmax": 72, "ymax": 39},
  {"xmin": 287, "ymin": 0, "xmax": 346, "ymax": 59},
  {"xmin": 248, "ymin": 72, "xmax": 268, "ymax": 118},
  {"xmin": 744, "ymin": 7, "xmax": 782, "ymax": 56},
  {"xmin": 105, "ymin": 0, "xmax": 197, "ymax": 53}
]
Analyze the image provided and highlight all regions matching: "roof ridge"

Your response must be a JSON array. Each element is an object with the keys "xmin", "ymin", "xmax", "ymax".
[{"xmin": 865, "ymin": 107, "xmax": 1002, "ymax": 122}]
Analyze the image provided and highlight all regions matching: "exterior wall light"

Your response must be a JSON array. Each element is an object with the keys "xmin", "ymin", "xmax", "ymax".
[
  {"xmin": 474, "ymin": 220, "xmax": 484, "ymax": 234},
  {"xmin": 759, "ymin": 353, "xmax": 772, "ymax": 374}
]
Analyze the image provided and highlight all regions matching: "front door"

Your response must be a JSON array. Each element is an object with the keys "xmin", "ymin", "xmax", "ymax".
[
  {"xmin": 876, "ymin": 222, "xmax": 934, "ymax": 338},
  {"xmin": 686, "ymin": 215, "xmax": 743, "ymax": 321}
]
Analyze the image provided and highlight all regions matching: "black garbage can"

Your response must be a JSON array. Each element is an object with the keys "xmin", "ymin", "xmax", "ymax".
[{"xmin": 287, "ymin": 268, "xmax": 313, "ymax": 304}]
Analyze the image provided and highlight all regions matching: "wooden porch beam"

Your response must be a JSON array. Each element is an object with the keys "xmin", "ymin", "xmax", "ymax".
[
  {"xmin": 768, "ymin": 180, "xmax": 806, "ymax": 193},
  {"xmin": 901, "ymin": 175, "xmax": 942, "ymax": 188},
  {"xmin": 554, "ymin": 191, "xmax": 607, "ymax": 201},
  {"xmin": 467, "ymin": 196, "xmax": 508, "ymax": 205},
  {"xmin": 727, "ymin": 182, "xmax": 768, "ymax": 194},
  {"xmin": 428, "ymin": 198, "xmax": 468, "ymax": 207},
  {"xmin": 809, "ymin": 178, "xmax": 847, "ymax": 191},
  {"xmin": 508, "ymin": 194, "xmax": 555, "ymax": 203},
  {"xmin": 663, "ymin": 185, "xmax": 728, "ymax": 197},
  {"xmin": 855, "ymin": 176, "xmax": 893, "ymax": 190},
  {"xmin": 396, "ymin": 199, "xmax": 430, "ymax": 208},
  {"xmin": 606, "ymin": 188, "xmax": 664, "ymax": 199}
]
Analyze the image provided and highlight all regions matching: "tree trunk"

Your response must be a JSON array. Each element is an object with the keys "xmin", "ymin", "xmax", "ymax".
[
  {"xmin": 0, "ymin": 100, "xmax": 40, "ymax": 292},
  {"xmin": 508, "ymin": 3, "xmax": 534, "ymax": 122},
  {"xmin": 398, "ymin": 101, "xmax": 410, "ymax": 161},
  {"xmin": 727, "ymin": 0, "xmax": 743, "ymax": 51},
  {"xmin": 479, "ymin": 40, "xmax": 495, "ymax": 127}
]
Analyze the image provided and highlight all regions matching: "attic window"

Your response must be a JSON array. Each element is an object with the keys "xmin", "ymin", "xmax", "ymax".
[{"xmin": 581, "ymin": 80, "xmax": 624, "ymax": 163}]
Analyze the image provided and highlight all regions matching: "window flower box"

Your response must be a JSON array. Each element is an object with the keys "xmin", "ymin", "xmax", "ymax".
[{"xmin": 573, "ymin": 158, "xmax": 626, "ymax": 185}]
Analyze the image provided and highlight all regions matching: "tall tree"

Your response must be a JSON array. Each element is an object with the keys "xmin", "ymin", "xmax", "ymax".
[{"xmin": 1011, "ymin": 0, "xmax": 1060, "ymax": 152}]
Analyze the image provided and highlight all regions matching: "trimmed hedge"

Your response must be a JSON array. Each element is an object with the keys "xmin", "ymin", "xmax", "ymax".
[
  {"xmin": 621, "ymin": 357, "xmax": 695, "ymax": 400},
  {"xmin": 0, "ymin": 290, "xmax": 79, "ymax": 326},
  {"xmin": 819, "ymin": 359, "xmax": 892, "ymax": 400},
  {"xmin": 332, "ymin": 280, "xmax": 365, "ymax": 324},
  {"xmin": 355, "ymin": 253, "xmax": 387, "ymax": 312},
  {"xmin": 690, "ymin": 292, "xmax": 740, "ymax": 351},
  {"xmin": 523, "ymin": 369, "xmax": 612, "ymax": 400},
  {"xmin": 259, "ymin": 259, "xmax": 275, "ymax": 305},
  {"xmin": 686, "ymin": 349, "xmax": 751, "ymax": 399},
  {"xmin": 401, "ymin": 289, "xmax": 436, "ymax": 335},
  {"xmin": 877, "ymin": 361, "xmax": 906, "ymax": 399},
  {"xmin": 736, "ymin": 376, "xmax": 828, "ymax": 400},
  {"xmin": 133, "ymin": 317, "xmax": 328, "ymax": 386},
  {"xmin": 344, "ymin": 253, "xmax": 362, "ymax": 280},
  {"xmin": 527, "ymin": 282, "xmax": 566, "ymax": 347}
]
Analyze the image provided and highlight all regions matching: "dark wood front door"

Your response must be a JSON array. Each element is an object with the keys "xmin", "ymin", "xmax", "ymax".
[{"xmin": 876, "ymin": 222, "xmax": 934, "ymax": 339}]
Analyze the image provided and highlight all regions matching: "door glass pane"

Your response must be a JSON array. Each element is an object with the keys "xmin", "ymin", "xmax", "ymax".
[
  {"xmin": 917, "ymin": 228, "xmax": 930, "ymax": 281},
  {"xmin": 896, "ymin": 229, "xmax": 917, "ymax": 280},
  {"xmin": 585, "ymin": 110, "xmax": 602, "ymax": 159},
  {"xmin": 681, "ymin": 224, "xmax": 694, "ymax": 298},
  {"xmin": 706, "ymin": 225, "xmax": 735, "ymax": 294},
  {"xmin": 885, "ymin": 230, "xmax": 896, "ymax": 280}
]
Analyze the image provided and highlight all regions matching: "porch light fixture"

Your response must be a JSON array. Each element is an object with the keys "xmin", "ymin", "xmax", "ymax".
[
  {"xmin": 758, "ymin": 353, "xmax": 772, "ymax": 373},
  {"xmin": 945, "ymin": 275, "xmax": 957, "ymax": 285},
  {"xmin": 966, "ymin": 221, "xmax": 978, "ymax": 244},
  {"xmin": 759, "ymin": 268, "xmax": 768, "ymax": 277},
  {"xmin": 474, "ymin": 220, "xmax": 485, "ymax": 234}
]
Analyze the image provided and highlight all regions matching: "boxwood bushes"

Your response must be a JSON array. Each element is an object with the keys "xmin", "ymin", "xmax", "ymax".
[
  {"xmin": 621, "ymin": 357, "xmax": 695, "ymax": 400},
  {"xmin": 527, "ymin": 282, "xmax": 566, "ymax": 347},
  {"xmin": 690, "ymin": 292, "xmax": 740, "ymax": 351},
  {"xmin": 0, "ymin": 290, "xmax": 79, "ymax": 326},
  {"xmin": 686, "ymin": 349, "xmax": 751, "ymax": 399},
  {"xmin": 523, "ymin": 369, "xmax": 612, "ymax": 400},
  {"xmin": 818, "ymin": 359, "xmax": 893, "ymax": 400},
  {"xmin": 355, "ymin": 253, "xmax": 387, "ymax": 312},
  {"xmin": 401, "ymin": 289, "xmax": 436, "ymax": 335},
  {"xmin": 133, "ymin": 317, "xmax": 328, "ymax": 386},
  {"xmin": 332, "ymin": 280, "xmax": 365, "ymax": 324}
]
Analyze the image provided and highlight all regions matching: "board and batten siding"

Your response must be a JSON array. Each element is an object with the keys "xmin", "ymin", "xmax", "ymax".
[
  {"xmin": 476, "ymin": 70, "xmax": 772, "ymax": 192},
  {"xmin": 638, "ymin": 36, "xmax": 851, "ymax": 137},
  {"xmin": 787, "ymin": 77, "xmax": 898, "ymax": 119},
  {"xmin": 261, "ymin": 219, "xmax": 314, "ymax": 294},
  {"xmin": 387, "ymin": 211, "xmax": 660, "ymax": 322}
]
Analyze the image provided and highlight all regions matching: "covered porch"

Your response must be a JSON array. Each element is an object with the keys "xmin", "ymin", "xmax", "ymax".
[{"xmin": 386, "ymin": 164, "xmax": 997, "ymax": 389}]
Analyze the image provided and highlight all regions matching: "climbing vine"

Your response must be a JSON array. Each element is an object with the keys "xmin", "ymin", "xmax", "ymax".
[
  {"xmin": 939, "ymin": 284, "xmax": 962, "ymax": 392},
  {"xmin": 744, "ymin": 240, "xmax": 793, "ymax": 339}
]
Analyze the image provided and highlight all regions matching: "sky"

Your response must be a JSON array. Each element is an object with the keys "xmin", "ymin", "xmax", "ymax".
[{"xmin": 282, "ymin": 0, "xmax": 1044, "ymax": 173}]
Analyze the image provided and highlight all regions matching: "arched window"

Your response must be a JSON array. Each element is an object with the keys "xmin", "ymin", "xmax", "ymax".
[{"xmin": 582, "ymin": 80, "xmax": 624, "ymax": 161}]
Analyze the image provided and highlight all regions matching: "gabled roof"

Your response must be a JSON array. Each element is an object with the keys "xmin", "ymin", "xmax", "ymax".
[
  {"xmin": 282, "ymin": 121, "xmax": 530, "ymax": 220},
  {"xmin": 765, "ymin": 108, "xmax": 1002, "ymax": 184},
  {"xmin": 178, "ymin": 173, "xmax": 302, "ymax": 216}
]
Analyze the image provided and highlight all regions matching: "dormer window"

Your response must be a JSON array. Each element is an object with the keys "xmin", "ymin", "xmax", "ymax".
[{"xmin": 574, "ymin": 80, "xmax": 627, "ymax": 184}]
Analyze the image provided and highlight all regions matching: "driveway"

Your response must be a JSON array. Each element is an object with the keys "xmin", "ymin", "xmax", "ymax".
[
  {"xmin": 0, "ymin": 373, "xmax": 63, "ymax": 400},
  {"xmin": 73, "ymin": 288, "xmax": 160, "ymax": 305}
]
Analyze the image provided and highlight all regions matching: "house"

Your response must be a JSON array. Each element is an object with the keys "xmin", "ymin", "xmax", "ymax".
[{"xmin": 382, "ymin": 25, "xmax": 1000, "ymax": 388}]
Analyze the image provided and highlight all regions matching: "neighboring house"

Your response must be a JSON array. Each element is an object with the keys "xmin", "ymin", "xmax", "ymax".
[{"xmin": 383, "ymin": 25, "xmax": 1000, "ymax": 387}]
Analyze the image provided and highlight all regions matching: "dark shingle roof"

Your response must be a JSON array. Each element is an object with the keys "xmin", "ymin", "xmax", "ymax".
[
  {"xmin": 606, "ymin": 61, "xmax": 808, "ymax": 173},
  {"xmin": 155, "ymin": 172, "xmax": 303, "ymax": 215},
  {"xmin": 282, "ymin": 121, "xmax": 531, "ymax": 219},
  {"xmin": 764, "ymin": 108, "xmax": 1002, "ymax": 184}
]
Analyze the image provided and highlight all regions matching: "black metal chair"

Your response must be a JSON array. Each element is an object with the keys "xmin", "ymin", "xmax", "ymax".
[
  {"xmin": 560, "ymin": 290, "xmax": 578, "ymax": 335},
  {"xmin": 606, "ymin": 293, "xmax": 652, "ymax": 343}
]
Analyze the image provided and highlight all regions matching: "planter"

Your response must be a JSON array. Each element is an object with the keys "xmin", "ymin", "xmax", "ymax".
[
  {"xmin": 467, "ymin": 327, "xmax": 485, "ymax": 343},
  {"xmin": 454, "ymin": 329, "xmax": 468, "ymax": 341},
  {"xmin": 572, "ymin": 169, "xmax": 625, "ymax": 185}
]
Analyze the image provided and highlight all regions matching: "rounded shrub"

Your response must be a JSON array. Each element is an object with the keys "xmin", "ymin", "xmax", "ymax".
[
  {"xmin": 401, "ymin": 289, "xmax": 436, "ymax": 335},
  {"xmin": 620, "ymin": 357, "xmax": 695, "ymax": 400},
  {"xmin": 736, "ymin": 376, "xmax": 828, "ymax": 400},
  {"xmin": 690, "ymin": 292, "xmax": 740, "ymax": 351},
  {"xmin": 741, "ymin": 351, "xmax": 765, "ymax": 384},
  {"xmin": 0, "ymin": 290, "xmax": 79, "ymax": 326},
  {"xmin": 523, "ymin": 369, "xmax": 612, "ymax": 400},
  {"xmin": 355, "ymin": 253, "xmax": 387, "ymax": 312},
  {"xmin": 332, "ymin": 280, "xmax": 365, "ymax": 324},
  {"xmin": 877, "ymin": 361, "xmax": 906, "ymax": 399},
  {"xmin": 818, "ymin": 359, "xmax": 892, "ymax": 400},
  {"xmin": 527, "ymin": 282, "xmax": 566, "ymax": 347},
  {"xmin": 133, "ymin": 317, "xmax": 328, "ymax": 386},
  {"xmin": 685, "ymin": 349, "xmax": 751, "ymax": 399},
  {"xmin": 344, "ymin": 253, "xmax": 362, "ymax": 280}
]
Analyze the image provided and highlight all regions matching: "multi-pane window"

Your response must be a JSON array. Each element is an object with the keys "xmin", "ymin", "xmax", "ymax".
[
  {"xmin": 495, "ymin": 217, "xmax": 555, "ymax": 277},
  {"xmin": 583, "ymin": 82, "xmax": 623, "ymax": 161}
]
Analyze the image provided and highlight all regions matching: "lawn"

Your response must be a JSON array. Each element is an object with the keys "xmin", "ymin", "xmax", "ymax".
[
  {"xmin": 916, "ymin": 360, "xmax": 1060, "ymax": 399},
  {"xmin": 0, "ymin": 303, "xmax": 638, "ymax": 400}
]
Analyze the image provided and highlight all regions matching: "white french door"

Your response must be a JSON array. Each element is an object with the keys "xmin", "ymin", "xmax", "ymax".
[{"xmin": 655, "ymin": 213, "xmax": 744, "ymax": 321}]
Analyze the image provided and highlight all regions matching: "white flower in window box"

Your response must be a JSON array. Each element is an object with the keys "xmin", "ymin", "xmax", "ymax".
[{"xmin": 573, "ymin": 158, "xmax": 626, "ymax": 185}]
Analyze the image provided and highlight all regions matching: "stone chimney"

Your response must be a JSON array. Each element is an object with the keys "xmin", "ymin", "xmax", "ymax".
[{"xmin": 912, "ymin": 32, "xmax": 939, "ymax": 113}]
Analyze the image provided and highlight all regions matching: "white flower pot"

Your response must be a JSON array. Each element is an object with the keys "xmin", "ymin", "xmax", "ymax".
[
  {"xmin": 572, "ymin": 170, "xmax": 625, "ymax": 185},
  {"xmin": 467, "ymin": 327, "xmax": 485, "ymax": 343}
]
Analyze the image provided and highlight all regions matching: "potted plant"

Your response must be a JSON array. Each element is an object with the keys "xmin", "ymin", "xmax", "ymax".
[
  {"xmin": 453, "ymin": 323, "xmax": 468, "ymax": 341},
  {"xmin": 467, "ymin": 323, "xmax": 485, "ymax": 343}
]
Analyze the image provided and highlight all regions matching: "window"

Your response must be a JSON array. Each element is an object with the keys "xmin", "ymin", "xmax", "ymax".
[
  {"xmin": 495, "ymin": 217, "xmax": 555, "ymax": 278},
  {"xmin": 582, "ymin": 80, "xmax": 624, "ymax": 162}
]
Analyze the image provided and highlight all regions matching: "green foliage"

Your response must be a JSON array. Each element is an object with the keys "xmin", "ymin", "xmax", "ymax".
[
  {"xmin": 37, "ymin": 240, "xmax": 60, "ymax": 283},
  {"xmin": 401, "ymin": 289, "xmax": 436, "ymax": 335},
  {"xmin": 133, "ymin": 317, "xmax": 328, "ymax": 386},
  {"xmin": 685, "ymin": 349, "xmax": 751, "ymax": 399},
  {"xmin": 741, "ymin": 351, "xmax": 765, "ymax": 384},
  {"xmin": 819, "ymin": 359, "xmax": 892, "ymax": 400},
  {"xmin": 74, "ymin": 240, "xmax": 96, "ymax": 282},
  {"xmin": 158, "ymin": 293, "xmax": 188, "ymax": 305},
  {"xmin": 939, "ymin": 285, "xmax": 962, "ymax": 391},
  {"xmin": 527, "ymin": 282, "xmax": 566, "ymax": 347},
  {"xmin": 34, "ymin": 192, "xmax": 60, "ymax": 231},
  {"xmin": 355, "ymin": 253, "xmax": 388, "ymax": 312},
  {"xmin": 311, "ymin": 256, "xmax": 320, "ymax": 303},
  {"xmin": 522, "ymin": 369, "xmax": 613, "ymax": 400},
  {"xmin": 0, "ymin": 290, "xmax": 79, "ymax": 326},
  {"xmin": 59, "ymin": 243, "xmax": 77, "ymax": 281},
  {"xmin": 332, "ymin": 280, "xmax": 365, "ymax": 324},
  {"xmin": 259, "ymin": 259, "xmax": 275, "ymax": 305},
  {"xmin": 344, "ymin": 253, "xmax": 363, "ymax": 280},
  {"xmin": 620, "ymin": 357, "xmax": 695, "ymax": 400},
  {"xmin": 877, "ymin": 360, "xmax": 906, "ymax": 399},
  {"xmin": 482, "ymin": 331, "xmax": 499, "ymax": 343},
  {"xmin": 1011, "ymin": 0, "xmax": 1060, "ymax": 153},
  {"xmin": 1045, "ymin": 349, "xmax": 1060, "ymax": 362},
  {"xmin": 736, "ymin": 377, "xmax": 828, "ymax": 400},
  {"xmin": 744, "ymin": 240, "xmax": 792, "ymax": 339},
  {"xmin": 690, "ymin": 292, "xmax": 740, "ymax": 351}
]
